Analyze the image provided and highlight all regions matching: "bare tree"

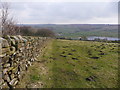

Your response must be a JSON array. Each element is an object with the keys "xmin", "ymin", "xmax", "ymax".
[{"xmin": 0, "ymin": 2, "xmax": 20, "ymax": 36}]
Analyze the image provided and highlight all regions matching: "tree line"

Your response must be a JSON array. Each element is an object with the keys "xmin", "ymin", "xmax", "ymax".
[{"xmin": 19, "ymin": 26, "xmax": 55, "ymax": 37}]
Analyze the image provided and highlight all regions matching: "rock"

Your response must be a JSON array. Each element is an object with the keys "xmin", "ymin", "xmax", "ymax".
[
  {"xmin": 99, "ymin": 50, "xmax": 103, "ymax": 52},
  {"xmin": 11, "ymin": 39, "xmax": 16, "ymax": 46},
  {"xmin": 1, "ymin": 56, "xmax": 10, "ymax": 63},
  {"xmin": 72, "ymin": 57, "xmax": 78, "ymax": 60},
  {"xmin": 11, "ymin": 36, "xmax": 19, "ymax": 43},
  {"xmin": 0, "ymin": 43, "xmax": 1, "ymax": 49},
  {"xmin": 10, "ymin": 74, "xmax": 15, "ymax": 80},
  {"xmin": 27, "ymin": 61, "xmax": 32, "ymax": 66},
  {"xmin": 92, "ymin": 66, "xmax": 98, "ymax": 70},
  {"xmin": 0, "ymin": 75, "xmax": 4, "ymax": 86},
  {"xmin": 60, "ymin": 54, "xmax": 67, "ymax": 57},
  {"xmin": 12, "ymin": 67, "xmax": 18, "ymax": 74},
  {"xmin": 90, "ymin": 56, "xmax": 99, "ymax": 59},
  {"xmin": 0, "ymin": 54, "xmax": 6, "ymax": 58},
  {"xmin": 71, "ymin": 49, "xmax": 76, "ymax": 52},
  {"xmin": 3, "ymin": 35, "xmax": 11, "ymax": 45},
  {"xmin": 0, "ymin": 38, "xmax": 9, "ymax": 48},
  {"xmin": 68, "ymin": 53, "xmax": 72, "ymax": 55},
  {"xmin": 86, "ymin": 76, "xmax": 97, "ymax": 81},
  {"xmin": 10, "ymin": 46, "xmax": 16, "ymax": 54},
  {"xmin": 0, "ymin": 82, "xmax": 9, "ymax": 88},
  {"xmin": 63, "ymin": 46, "xmax": 69, "ymax": 48},
  {"xmin": 62, "ymin": 51, "xmax": 65, "ymax": 54},
  {"xmin": 13, "ymin": 80, "xmax": 18, "ymax": 86},
  {"xmin": 18, "ymin": 43, "xmax": 23, "ymax": 49},
  {"xmin": 88, "ymin": 53, "xmax": 92, "ymax": 55},
  {"xmin": 17, "ymin": 35, "xmax": 27, "ymax": 43},
  {"xmin": 3, "ymin": 74, "xmax": 10, "ymax": 82},
  {"xmin": 30, "ymin": 58, "xmax": 35, "ymax": 62},
  {"xmin": 3, "ymin": 68, "xmax": 8, "ymax": 74},
  {"xmin": 9, "ymin": 78, "xmax": 18, "ymax": 86},
  {"xmin": 99, "ymin": 53, "xmax": 105, "ymax": 55},
  {"xmin": 3, "ymin": 63, "xmax": 10, "ymax": 68},
  {"xmin": 2, "ymin": 48, "xmax": 10, "ymax": 55},
  {"xmin": 7, "ymin": 67, "xmax": 14, "ymax": 72},
  {"xmin": 0, "ymin": 80, "xmax": 4, "ymax": 87}
]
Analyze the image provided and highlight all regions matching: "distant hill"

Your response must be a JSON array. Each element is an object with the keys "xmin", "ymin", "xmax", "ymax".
[{"xmin": 21, "ymin": 24, "xmax": 118, "ymax": 38}]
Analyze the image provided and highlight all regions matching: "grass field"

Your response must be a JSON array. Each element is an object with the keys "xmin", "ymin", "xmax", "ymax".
[
  {"xmin": 17, "ymin": 39, "xmax": 118, "ymax": 88},
  {"xmin": 61, "ymin": 30, "xmax": 118, "ymax": 38}
]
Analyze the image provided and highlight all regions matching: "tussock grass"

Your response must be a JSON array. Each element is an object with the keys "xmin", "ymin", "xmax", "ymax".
[{"xmin": 17, "ymin": 39, "xmax": 119, "ymax": 88}]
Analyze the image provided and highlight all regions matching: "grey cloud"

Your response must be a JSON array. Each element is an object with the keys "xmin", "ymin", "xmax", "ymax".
[{"xmin": 11, "ymin": 2, "xmax": 118, "ymax": 24}]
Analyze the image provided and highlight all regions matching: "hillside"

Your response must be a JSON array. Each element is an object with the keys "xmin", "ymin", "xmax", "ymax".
[
  {"xmin": 17, "ymin": 39, "xmax": 118, "ymax": 88},
  {"xmin": 23, "ymin": 24, "xmax": 118, "ymax": 38}
]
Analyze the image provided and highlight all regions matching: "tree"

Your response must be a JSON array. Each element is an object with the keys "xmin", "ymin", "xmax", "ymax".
[
  {"xmin": 0, "ymin": 2, "xmax": 20, "ymax": 36},
  {"xmin": 35, "ymin": 28, "xmax": 55, "ymax": 37},
  {"xmin": 81, "ymin": 36, "xmax": 88, "ymax": 41},
  {"xmin": 19, "ymin": 26, "xmax": 36, "ymax": 36}
]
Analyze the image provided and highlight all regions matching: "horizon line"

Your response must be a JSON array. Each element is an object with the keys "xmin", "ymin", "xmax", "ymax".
[{"xmin": 17, "ymin": 23, "xmax": 118, "ymax": 25}]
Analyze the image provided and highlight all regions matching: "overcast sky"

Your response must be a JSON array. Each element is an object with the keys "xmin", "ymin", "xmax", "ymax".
[{"xmin": 2, "ymin": 0, "xmax": 119, "ymax": 24}]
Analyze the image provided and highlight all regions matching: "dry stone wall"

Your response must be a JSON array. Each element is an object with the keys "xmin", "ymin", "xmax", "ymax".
[{"xmin": 0, "ymin": 35, "xmax": 50, "ymax": 89}]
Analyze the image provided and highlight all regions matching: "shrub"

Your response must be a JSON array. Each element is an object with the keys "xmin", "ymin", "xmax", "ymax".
[{"xmin": 35, "ymin": 28, "xmax": 55, "ymax": 37}]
